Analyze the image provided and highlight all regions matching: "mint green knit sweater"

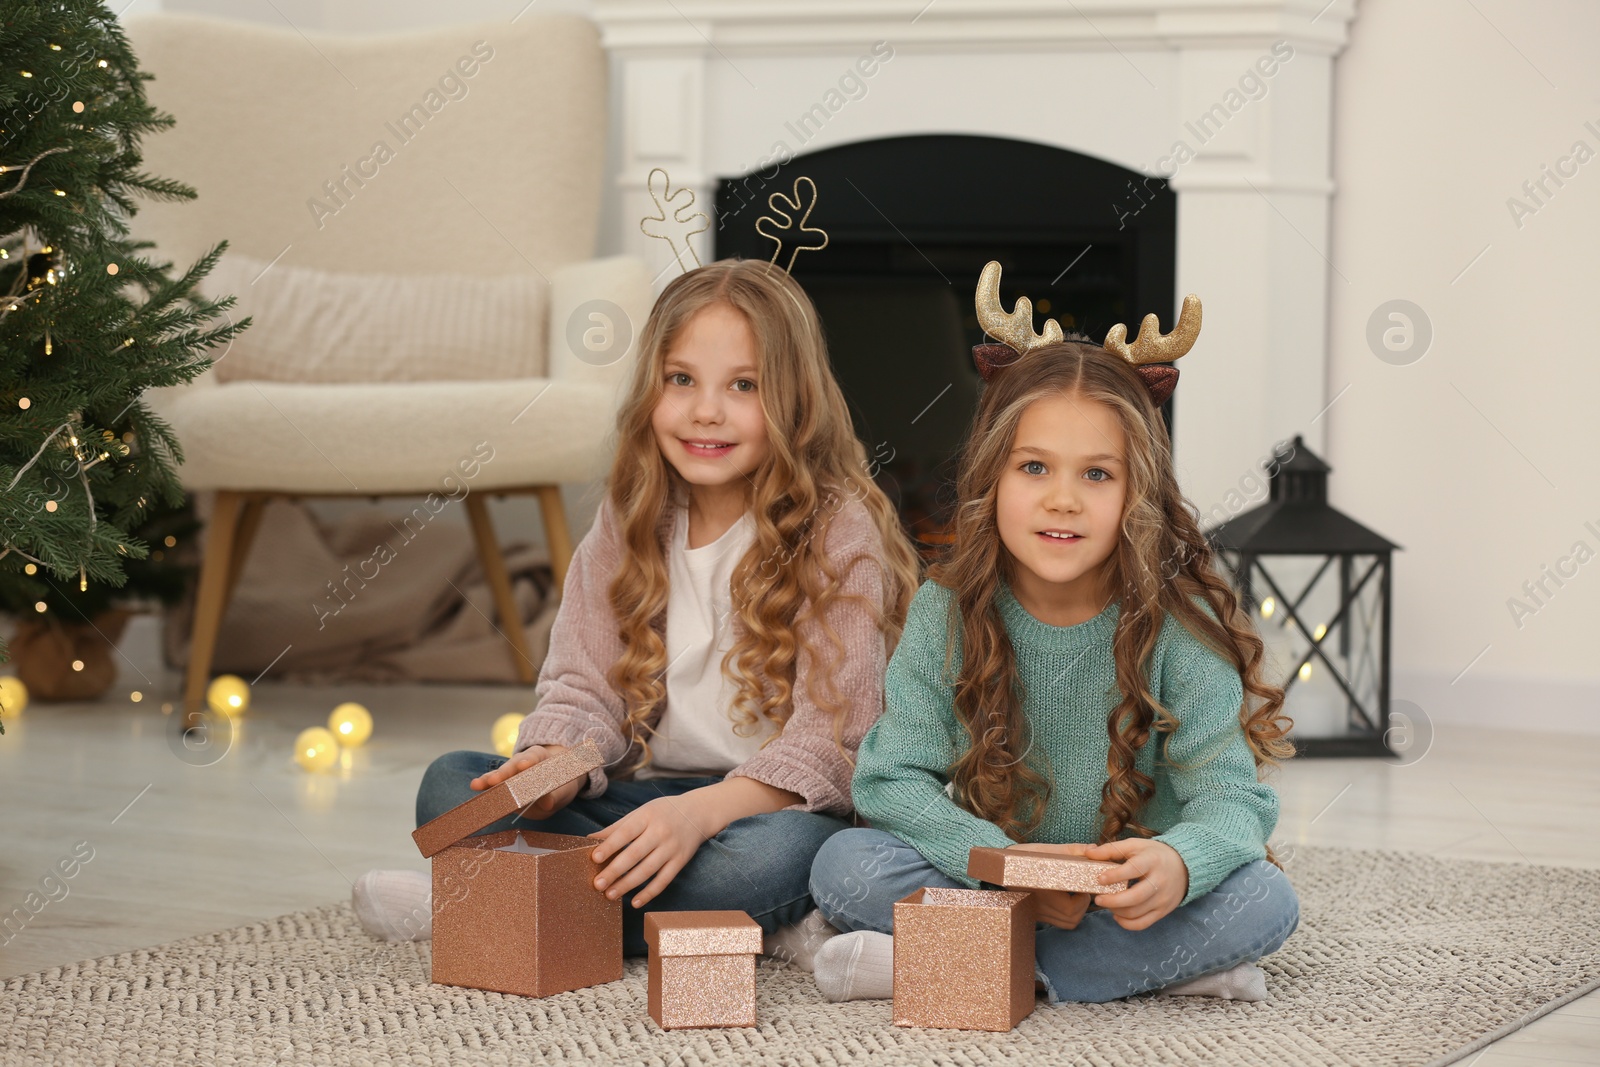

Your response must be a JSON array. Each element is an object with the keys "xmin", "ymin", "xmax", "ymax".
[{"xmin": 852, "ymin": 578, "xmax": 1280, "ymax": 909}]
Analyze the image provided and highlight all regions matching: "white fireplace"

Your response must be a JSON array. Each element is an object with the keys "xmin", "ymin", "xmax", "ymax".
[{"xmin": 592, "ymin": 0, "xmax": 1358, "ymax": 512}]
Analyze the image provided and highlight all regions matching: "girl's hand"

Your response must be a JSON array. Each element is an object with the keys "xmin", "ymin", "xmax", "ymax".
[
  {"xmin": 467, "ymin": 744, "xmax": 580, "ymax": 820},
  {"xmin": 1031, "ymin": 888, "xmax": 1093, "ymax": 930},
  {"xmin": 1079, "ymin": 838, "xmax": 1190, "ymax": 931},
  {"xmin": 1004, "ymin": 842, "xmax": 1097, "ymax": 929},
  {"xmin": 588, "ymin": 793, "xmax": 715, "ymax": 908}
]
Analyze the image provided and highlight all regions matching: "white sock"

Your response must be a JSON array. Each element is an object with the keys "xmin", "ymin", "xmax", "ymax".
[
  {"xmin": 813, "ymin": 930, "xmax": 895, "ymax": 1002},
  {"xmin": 763, "ymin": 908, "xmax": 841, "ymax": 973},
  {"xmin": 1158, "ymin": 961, "xmax": 1268, "ymax": 1001},
  {"xmin": 352, "ymin": 869, "xmax": 432, "ymax": 942}
]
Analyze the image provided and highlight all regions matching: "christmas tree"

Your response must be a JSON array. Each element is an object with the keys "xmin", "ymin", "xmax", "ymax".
[{"xmin": 1, "ymin": 2, "xmax": 247, "ymax": 730}]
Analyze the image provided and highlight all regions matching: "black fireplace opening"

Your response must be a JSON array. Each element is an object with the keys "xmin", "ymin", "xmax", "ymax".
[{"xmin": 713, "ymin": 134, "xmax": 1176, "ymax": 557}]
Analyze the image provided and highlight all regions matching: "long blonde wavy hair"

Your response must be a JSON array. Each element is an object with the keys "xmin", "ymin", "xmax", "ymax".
[
  {"xmin": 605, "ymin": 258, "xmax": 922, "ymax": 772},
  {"xmin": 927, "ymin": 338, "xmax": 1295, "ymax": 867}
]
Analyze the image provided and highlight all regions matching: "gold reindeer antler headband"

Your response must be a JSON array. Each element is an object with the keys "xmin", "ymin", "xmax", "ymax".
[
  {"xmin": 972, "ymin": 260, "xmax": 1202, "ymax": 405},
  {"xmin": 754, "ymin": 175, "xmax": 829, "ymax": 273},
  {"xmin": 638, "ymin": 168, "xmax": 830, "ymax": 278},
  {"xmin": 639, "ymin": 167, "xmax": 710, "ymax": 275}
]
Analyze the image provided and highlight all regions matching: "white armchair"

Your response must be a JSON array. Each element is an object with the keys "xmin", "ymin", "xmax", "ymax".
[{"xmin": 123, "ymin": 13, "xmax": 650, "ymax": 713}]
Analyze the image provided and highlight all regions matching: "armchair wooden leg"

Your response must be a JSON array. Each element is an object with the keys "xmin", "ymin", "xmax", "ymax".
[
  {"xmin": 219, "ymin": 492, "xmax": 268, "ymax": 617},
  {"xmin": 225, "ymin": 494, "xmax": 268, "ymax": 605},
  {"xmin": 464, "ymin": 493, "xmax": 537, "ymax": 684},
  {"xmin": 183, "ymin": 490, "xmax": 244, "ymax": 718},
  {"xmin": 534, "ymin": 485, "xmax": 574, "ymax": 596}
]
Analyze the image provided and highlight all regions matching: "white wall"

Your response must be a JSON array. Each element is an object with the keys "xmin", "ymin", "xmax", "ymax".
[
  {"xmin": 1325, "ymin": 0, "xmax": 1599, "ymax": 733},
  {"xmin": 129, "ymin": 0, "xmax": 1599, "ymax": 734}
]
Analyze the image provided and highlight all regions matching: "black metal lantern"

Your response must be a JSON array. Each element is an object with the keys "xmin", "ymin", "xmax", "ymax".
[{"xmin": 1206, "ymin": 436, "xmax": 1401, "ymax": 757}]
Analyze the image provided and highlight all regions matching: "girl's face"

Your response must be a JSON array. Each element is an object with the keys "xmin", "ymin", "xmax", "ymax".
[
  {"xmin": 651, "ymin": 302, "xmax": 771, "ymax": 506},
  {"xmin": 995, "ymin": 391, "xmax": 1128, "ymax": 623}
]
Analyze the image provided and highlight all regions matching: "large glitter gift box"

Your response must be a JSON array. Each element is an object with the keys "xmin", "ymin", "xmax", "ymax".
[
  {"xmin": 411, "ymin": 740, "xmax": 622, "ymax": 998},
  {"xmin": 967, "ymin": 845, "xmax": 1130, "ymax": 894},
  {"xmin": 644, "ymin": 910, "xmax": 763, "ymax": 1029},
  {"xmin": 892, "ymin": 887, "xmax": 1037, "ymax": 1031}
]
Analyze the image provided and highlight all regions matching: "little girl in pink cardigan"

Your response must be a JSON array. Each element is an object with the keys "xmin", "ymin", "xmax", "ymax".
[{"xmin": 354, "ymin": 259, "xmax": 921, "ymax": 957}]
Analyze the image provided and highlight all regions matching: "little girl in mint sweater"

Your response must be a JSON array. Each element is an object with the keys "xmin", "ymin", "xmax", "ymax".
[{"xmin": 808, "ymin": 311, "xmax": 1301, "ymax": 1005}]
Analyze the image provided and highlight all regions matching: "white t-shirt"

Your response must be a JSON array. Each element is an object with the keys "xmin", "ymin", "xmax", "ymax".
[{"xmin": 633, "ymin": 503, "xmax": 778, "ymax": 779}]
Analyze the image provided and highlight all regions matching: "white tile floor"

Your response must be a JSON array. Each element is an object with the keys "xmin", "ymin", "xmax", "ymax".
[{"xmin": 1, "ymin": 649, "xmax": 1596, "ymax": 1065}]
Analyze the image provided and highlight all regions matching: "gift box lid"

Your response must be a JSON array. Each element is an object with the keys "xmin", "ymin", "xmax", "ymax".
[
  {"xmin": 412, "ymin": 740, "xmax": 604, "ymax": 858},
  {"xmin": 967, "ymin": 845, "xmax": 1130, "ymax": 893},
  {"xmin": 644, "ymin": 910, "xmax": 763, "ymax": 957}
]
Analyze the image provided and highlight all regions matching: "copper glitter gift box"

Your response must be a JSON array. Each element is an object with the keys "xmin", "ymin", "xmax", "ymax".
[
  {"xmin": 968, "ymin": 845, "xmax": 1130, "ymax": 894},
  {"xmin": 410, "ymin": 740, "xmax": 622, "ymax": 998},
  {"xmin": 892, "ymin": 887, "xmax": 1036, "ymax": 1032},
  {"xmin": 644, "ymin": 910, "xmax": 763, "ymax": 1029}
]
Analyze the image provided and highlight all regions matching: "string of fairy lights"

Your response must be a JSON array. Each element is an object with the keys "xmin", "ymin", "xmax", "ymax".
[
  {"xmin": 1, "ymin": 235, "xmax": 141, "ymax": 598},
  {"xmin": 0, "ymin": 668, "xmax": 529, "ymax": 774},
  {"xmin": 4, "ymin": 47, "xmax": 144, "ymax": 600}
]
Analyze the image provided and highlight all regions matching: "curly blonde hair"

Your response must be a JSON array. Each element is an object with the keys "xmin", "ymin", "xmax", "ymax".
[
  {"xmin": 604, "ymin": 259, "xmax": 922, "ymax": 771},
  {"xmin": 927, "ymin": 337, "xmax": 1295, "ymax": 867}
]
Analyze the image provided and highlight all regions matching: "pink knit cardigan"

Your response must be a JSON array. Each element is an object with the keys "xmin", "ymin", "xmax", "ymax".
[{"xmin": 513, "ymin": 491, "xmax": 894, "ymax": 816}]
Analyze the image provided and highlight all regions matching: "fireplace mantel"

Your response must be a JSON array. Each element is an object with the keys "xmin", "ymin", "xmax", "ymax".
[
  {"xmin": 595, "ymin": 1, "xmax": 1355, "ymax": 50},
  {"xmin": 593, "ymin": 0, "xmax": 1359, "ymax": 512}
]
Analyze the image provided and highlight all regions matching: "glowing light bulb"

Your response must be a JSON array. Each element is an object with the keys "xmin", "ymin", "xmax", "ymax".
[
  {"xmin": 1260, "ymin": 596, "xmax": 1275, "ymax": 619},
  {"xmin": 1298, "ymin": 662, "xmax": 1313, "ymax": 682},
  {"xmin": 206, "ymin": 674, "xmax": 250, "ymax": 716},
  {"xmin": 294, "ymin": 727, "xmax": 339, "ymax": 772},
  {"xmin": 328, "ymin": 702, "xmax": 372, "ymax": 747},
  {"xmin": 492, "ymin": 712, "xmax": 523, "ymax": 757},
  {"xmin": 0, "ymin": 676, "xmax": 28, "ymax": 716}
]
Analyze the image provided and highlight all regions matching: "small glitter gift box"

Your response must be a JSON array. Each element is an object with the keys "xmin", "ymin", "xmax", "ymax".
[
  {"xmin": 411, "ymin": 740, "xmax": 622, "ymax": 998},
  {"xmin": 968, "ymin": 845, "xmax": 1130, "ymax": 894},
  {"xmin": 892, "ymin": 887, "xmax": 1037, "ymax": 1031},
  {"xmin": 644, "ymin": 910, "xmax": 763, "ymax": 1029}
]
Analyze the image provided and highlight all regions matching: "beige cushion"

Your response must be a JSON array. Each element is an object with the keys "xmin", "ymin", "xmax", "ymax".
[{"xmin": 198, "ymin": 253, "xmax": 548, "ymax": 384}]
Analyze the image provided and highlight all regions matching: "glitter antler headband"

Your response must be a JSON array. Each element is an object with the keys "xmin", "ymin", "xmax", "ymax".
[
  {"xmin": 639, "ymin": 167, "xmax": 710, "ymax": 275},
  {"xmin": 754, "ymin": 175, "xmax": 829, "ymax": 274},
  {"xmin": 639, "ymin": 170, "xmax": 830, "ymax": 277},
  {"xmin": 1102, "ymin": 292, "xmax": 1203, "ymax": 405},
  {"xmin": 972, "ymin": 260, "xmax": 1202, "ymax": 405}
]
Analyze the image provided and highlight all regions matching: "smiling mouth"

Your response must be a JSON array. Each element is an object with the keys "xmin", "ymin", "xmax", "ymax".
[
  {"xmin": 1037, "ymin": 531, "xmax": 1083, "ymax": 541},
  {"xmin": 682, "ymin": 439, "xmax": 734, "ymax": 453}
]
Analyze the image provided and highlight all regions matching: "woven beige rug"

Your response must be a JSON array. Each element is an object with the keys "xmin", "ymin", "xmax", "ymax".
[{"xmin": 3, "ymin": 845, "xmax": 1597, "ymax": 1067}]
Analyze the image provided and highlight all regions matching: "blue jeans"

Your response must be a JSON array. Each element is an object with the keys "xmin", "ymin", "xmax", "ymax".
[
  {"xmin": 809, "ymin": 828, "xmax": 1300, "ymax": 1004},
  {"xmin": 417, "ymin": 750, "xmax": 850, "ymax": 957}
]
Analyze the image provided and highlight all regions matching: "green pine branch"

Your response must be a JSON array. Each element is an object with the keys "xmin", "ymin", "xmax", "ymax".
[{"xmin": 1, "ymin": 0, "xmax": 251, "ymax": 694}]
